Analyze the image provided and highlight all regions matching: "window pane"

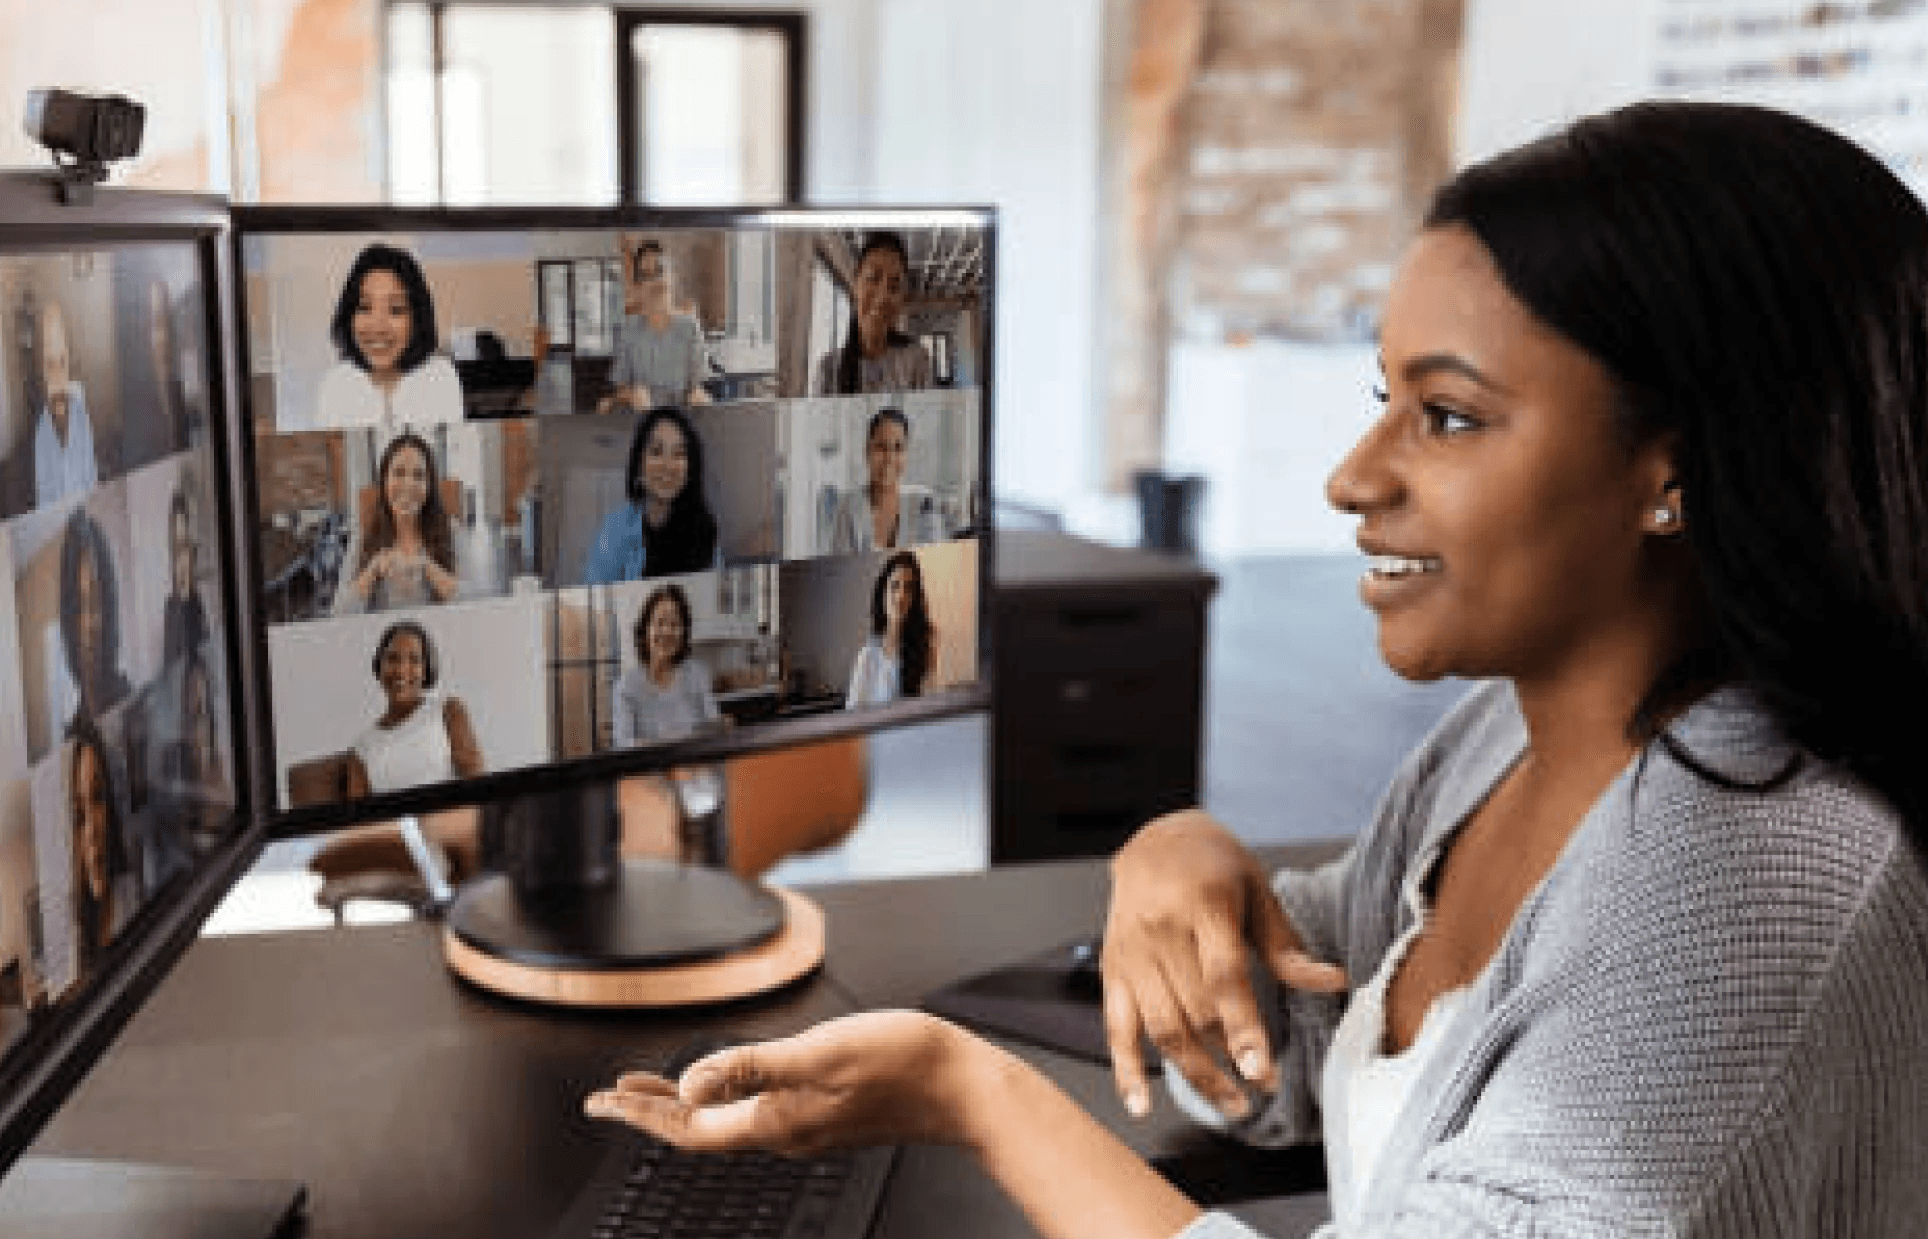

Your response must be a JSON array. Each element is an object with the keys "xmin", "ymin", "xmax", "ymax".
[
  {"xmin": 386, "ymin": 3, "xmax": 438, "ymax": 205},
  {"xmin": 441, "ymin": 5, "xmax": 618, "ymax": 205},
  {"xmin": 631, "ymin": 25, "xmax": 787, "ymax": 205}
]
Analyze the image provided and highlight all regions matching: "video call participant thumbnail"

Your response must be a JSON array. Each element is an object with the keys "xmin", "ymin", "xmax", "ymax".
[
  {"xmin": 846, "ymin": 550, "xmax": 935, "ymax": 709},
  {"xmin": 612, "ymin": 582, "xmax": 721, "ymax": 747},
  {"xmin": 61, "ymin": 507, "xmax": 133, "ymax": 726},
  {"xmin": 34, "ymin": 298, "xmax": 101, "ymax": 507},
  {"xmin": 597, "ymin": 239, "xmax": 713, "ymax": 414},
  {"xmin": 315, "ymin": 243, "xmax": 464, "ymax": 433},
  {"xmin": 583, "ymin": 408, "xmax": 720, "ymax": 584},
  {"xmin": 814, "ymin": 231, "xmax": 934, "ymax": 397},
  {"xmin": 824, "ymin": 407, "xmax": 946, "ymax": 555},
  {"xmin": 344, "ymin": 619, "xmax": 484, "ymax": 797},
  {"xmin": 334, "ymin": 431, "xmax": 461, "ymax": 614},
  {"xmin": 66, "ymin": 718, "xmax": 132, "ymax": 978},
  {"xmin": 161, "ymin": 487, "xmax": 208, "ymax": 663}
]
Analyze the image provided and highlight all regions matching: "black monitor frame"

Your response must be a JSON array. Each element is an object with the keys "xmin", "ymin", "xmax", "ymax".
[
  {"xmin": 0, "ymin": 174, "xmax": 266, "ymax": 1176},
  {"xmin": 228, "ymin": 205, "xmax": 997, "ymax": 839}
]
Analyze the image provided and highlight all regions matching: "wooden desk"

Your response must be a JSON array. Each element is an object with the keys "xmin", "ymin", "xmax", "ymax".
[{"xmin": 26, "ymin": 846, "xmax": 1341, "ymax": 1238}]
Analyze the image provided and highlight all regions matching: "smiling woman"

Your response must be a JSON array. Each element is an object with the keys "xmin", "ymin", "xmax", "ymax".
[
  {"xmin": 344, "ymin": 619, "xmax": 484, "ymax": 797},
  {"xmin": 314, "ymin": 243, "xmax": 464, "ymax": 433},
  {"xmin": 334, "ymin": 431, "xmax": 460, "ymax": 615},
  {"xmin": 585, "ymin": 102, "xmax": 1928, "ymax": 1239}
]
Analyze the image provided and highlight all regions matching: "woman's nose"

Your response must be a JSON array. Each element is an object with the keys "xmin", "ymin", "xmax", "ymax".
[{"xmin": 1326, "ymin": 410, "xmax": 1401, "ymax": 516}]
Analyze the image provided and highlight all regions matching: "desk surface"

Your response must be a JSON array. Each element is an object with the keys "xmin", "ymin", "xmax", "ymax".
[{"xmin": 27, "ymin": 847, "xmax": 1342, "ymax": 1239}]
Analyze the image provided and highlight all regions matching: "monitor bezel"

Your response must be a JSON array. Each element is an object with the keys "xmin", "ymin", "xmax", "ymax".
[
  {"xmin": 228, "ymin": 205, "xmax": 997, "ymax": 838},
  {"xmin": 0, "ymin": 173, "xmax": 266, "ymax": 1176}
]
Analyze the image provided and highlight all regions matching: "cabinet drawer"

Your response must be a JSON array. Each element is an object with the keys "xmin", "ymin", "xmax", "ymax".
[
  {"xmin": 998, "ymin": 595, "xmax": 1202, "ymax": 672},
  {"xmin": 1000, "ymin": 669, "xmax": 1197, "ymax": 741}
]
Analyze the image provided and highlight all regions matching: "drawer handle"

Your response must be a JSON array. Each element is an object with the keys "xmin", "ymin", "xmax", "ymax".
[{"xmin": 1060, "ymin": 680, "xmax": 1093, "ymax": 703}]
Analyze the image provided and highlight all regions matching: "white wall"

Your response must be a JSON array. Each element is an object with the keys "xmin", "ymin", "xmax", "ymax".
[
  {"xmin": 1454, "ymin": 0, "xmax": 1662, "ymax": 165},
  {"xmin": 868, "ymin": 0, "xmax": 1105, "ymax": 533}
]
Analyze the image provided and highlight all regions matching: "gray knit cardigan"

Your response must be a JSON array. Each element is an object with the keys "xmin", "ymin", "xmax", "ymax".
[{"xmin": 1177, "ymin": 680, "xmax": 1928, "ymax": 1238}]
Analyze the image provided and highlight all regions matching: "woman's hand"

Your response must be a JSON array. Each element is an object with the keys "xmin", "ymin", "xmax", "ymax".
[
  {"xmin": 585, "ymin": 1011, "xmax": 983, "ymax": 1156},
  {"xmin": 1103, "ymin": 809, "xmax": 1347, "ymax": 1120}
]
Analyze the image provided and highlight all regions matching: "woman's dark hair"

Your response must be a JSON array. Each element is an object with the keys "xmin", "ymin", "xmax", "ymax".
[
  {"xmin": 370, "ymin": 619, "xmax": 439, "ymax": 690},
  {"xmin": 624, "ymin": 408, "xmax": 718, "ymax": 576},
  {"xmin": 59, "ymin": 508, "xmax": 125, "ymax": 710},
  {"xmin": 361, "ymin": 432, "xmax": 454, "ymax": 575},
  {"xmin": 68, "ymin": 716, "xmax": 127, "ymax": 967},
  {"xmin": 833, "ymin": 232, "xmax": 915, "ymax": 396},
  {"xmin": 867, "ymin": 407, "xmax": 910, "ymax": 447},
  {"xmin": 870, "ymin": 550, "xmax": 935, "ymax": 698},
  {"xmin": 634, "ymin": 583, "xmax": 694, "ymax": 667},
  {"xmin": 329, "ymin": 243, "xmax": 439, "ymax": 374},
  {"xmin": 628, "ymin": 238, "xmax": 667, "ymax": 282},
  {"xmin": 1426, "ymin": 101, "xmax": 1928, "ymax": 846}
]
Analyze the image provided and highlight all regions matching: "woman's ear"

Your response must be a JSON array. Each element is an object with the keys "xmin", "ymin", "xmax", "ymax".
[{"xmin": 1635, "ymin": 436, "xmax": 1685, "ymax": 536}]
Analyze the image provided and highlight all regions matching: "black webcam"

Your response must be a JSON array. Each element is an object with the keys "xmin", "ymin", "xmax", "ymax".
[{"xmin": 24, "ymin": 89, "xmax": 146, "ymax": 201}]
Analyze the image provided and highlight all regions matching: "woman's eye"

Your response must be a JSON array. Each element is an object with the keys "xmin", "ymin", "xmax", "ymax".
[{"xmin": 1422, "ymin": 402, "xmax": 1478, "ymax": 435}]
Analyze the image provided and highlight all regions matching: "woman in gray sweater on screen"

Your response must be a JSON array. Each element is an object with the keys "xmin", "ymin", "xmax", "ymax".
[{"xmin": 586, "ymin": 102, "xmax": 1928, "ymax": 1238}]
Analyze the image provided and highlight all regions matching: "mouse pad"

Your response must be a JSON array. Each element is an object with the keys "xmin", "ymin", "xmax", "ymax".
[{"xmin": 920, "ymin": 940, "xmax": 1110, "ymax": 1064}]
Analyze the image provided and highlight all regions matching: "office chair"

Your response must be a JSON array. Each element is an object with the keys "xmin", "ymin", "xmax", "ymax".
[{"xmin": 306, "ymin": 736, "xmax": 869, "ymax": 921}]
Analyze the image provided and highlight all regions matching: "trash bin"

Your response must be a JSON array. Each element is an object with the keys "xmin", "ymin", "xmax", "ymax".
[{"xmin": 1133, "ymin": 470, "xmax": 1206, "ymax": 557}]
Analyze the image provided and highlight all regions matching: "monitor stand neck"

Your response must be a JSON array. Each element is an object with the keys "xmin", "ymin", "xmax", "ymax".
[{"xmin": 439, "ymin": 775, "xmax": 815, "ymax": 1006}]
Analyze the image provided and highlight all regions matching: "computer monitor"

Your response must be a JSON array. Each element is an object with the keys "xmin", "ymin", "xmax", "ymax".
[
  {"xmin": 0, "ymin": 173, "xmax": 291, "ymax": 1226},
  {"xmin": 230, "ymin": 207, "xmax": 993, "ymax": 977}
]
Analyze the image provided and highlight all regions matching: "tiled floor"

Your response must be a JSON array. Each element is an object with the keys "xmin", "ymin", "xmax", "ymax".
[{"xmin": 222, "ymin": 553, "xmax": 1466, "ymax": 930}]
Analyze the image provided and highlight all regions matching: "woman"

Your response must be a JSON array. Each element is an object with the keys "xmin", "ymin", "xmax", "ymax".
[
  {"xmin": 161, "ymin": 487, "xmax": 208, "ymax": 663},
  {"xmin": 597, "ymin": 239, "xmax": 712, "ymax": 413},
  {"xmin": 334, "ymin": 432, "xmax": 460, "ymax": 614},
  {"xmin": 612, "ymin": 583, "xmax": 721, "ymax": 746},
  {"xmin": 813, "ymin": 232, "xmax": 934, "ymax": 396},
  {"xmin": 823, "ymin": 408, "xmax": 945, "ymax": 554},
  {"xmin": 68, "ymin": 718, "xmax": 130, "ymax": 976},
  {"xmin": 583, "ymin": 409, "xmax": 719, "ymax": 584},
  {"xmin": 60, "ymin": 508, "xmax": 132, "ymax": 724},
  {"xmin": 314, "ymin": 243, "xmax": 463, "ymax": 432},
  {"xmin": 845, "ymin": 551, "xmax": 935, "ymax": 708},
  {"xmin": 34, "ymin": 298, "xmax": 99, "ymax": 507},
  {"xmin": 588, "ymin": 103, "xmax": 1928, "ymax": 1238},
  {"xmin": 344, "ymin": 620, "xmax": 484, "ymax": 796}
]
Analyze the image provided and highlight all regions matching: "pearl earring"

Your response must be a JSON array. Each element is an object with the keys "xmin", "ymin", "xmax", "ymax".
[{"xmin": 1653, "ymin": 507, "xmax": 1676, "ymax": 527}]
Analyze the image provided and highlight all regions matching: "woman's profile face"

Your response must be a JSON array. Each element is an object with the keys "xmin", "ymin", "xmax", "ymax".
[
  {"xmin": 641, "ymin": 420, "xmax": 691, "ymax": 507},
  {"xmin": 75, "ymin": 547, "xmax": 105, "ymax": 693},
  {"xmin": 854, "ymin": 249, "xmax": 909, "ymax": 339},
  {"xmin": 377, "ymin": 631, "xmax": 428, "ymax": 710},
  {"xmin": 75, "ymin": 743, "xmax": 110, "ymax": 899},
  {"xmin": 1326, "ymin": 226, "xmax": 1676, "ymax": 684},
  {"xmin": 865, "ymin": 419, "xmax": 909, "ymax": 492},
  {"xmin": 643, "ymin": 598, "xmax": 685, "ymax": 667},
  {"xmin": 170, "ymin": 508, "xmax": 195, "ymax": 598},
  {"xmin": 884, "ymin": 564, "xmax": 916, "ymax": 625},
  {"xmin": 384, "ymin": 443, "xmax": 431, "ymax": 523},
  {"xmin": 352, "ymin": 268, "xmax": 413, "ymax": 377}
]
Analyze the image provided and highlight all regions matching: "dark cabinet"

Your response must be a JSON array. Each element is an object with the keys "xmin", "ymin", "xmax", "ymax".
[{"xmin": 990, "ymin": 531, "xmax": 1218, "ymax": 862}]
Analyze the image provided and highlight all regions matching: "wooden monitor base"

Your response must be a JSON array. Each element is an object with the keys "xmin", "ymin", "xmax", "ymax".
[{"xmin": 444, "ymin": 884, "xmax": 825, "ymax": 1008}]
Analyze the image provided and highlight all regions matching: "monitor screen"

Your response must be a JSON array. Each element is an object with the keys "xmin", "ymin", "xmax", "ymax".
[
  {"xmin": 233, "ymin": 210, "xmax": 992, "ymax": 830},
  {"xmin": 0, "ymin": 179, "xmax": 254, "ymax": 1172}
]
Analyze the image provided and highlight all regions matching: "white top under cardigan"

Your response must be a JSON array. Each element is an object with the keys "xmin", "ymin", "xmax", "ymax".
[{"xmin": 1170, "ymin": 679, "xmax": 1928, "ymax": 1238}]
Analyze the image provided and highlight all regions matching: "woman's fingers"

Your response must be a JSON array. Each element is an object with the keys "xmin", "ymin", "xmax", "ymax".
[
  {"xmin": 1250, "ymin": 883, "xmax": 1348, "ymax": 995},
  {"xmin": 1194, "ymin": 917, "xmax": 1276, "ymax": 1091},
  {"xmin": 1102, "ymin": 979, "xmax": 1152, "ymax": 1118}
]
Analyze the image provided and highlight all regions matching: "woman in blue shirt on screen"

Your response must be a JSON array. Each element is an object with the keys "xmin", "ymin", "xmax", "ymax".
[{"xmin": 582, "ymin": 408, "xmax": 720, "ymax": 584}]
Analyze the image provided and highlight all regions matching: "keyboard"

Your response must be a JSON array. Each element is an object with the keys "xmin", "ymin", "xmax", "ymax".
[{"xmin": 550, "ymin": 1129, "xmax": 898, "ymax": 1239}]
